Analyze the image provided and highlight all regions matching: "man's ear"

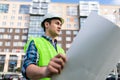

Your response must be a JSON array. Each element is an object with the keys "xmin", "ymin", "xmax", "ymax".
[{"xmin": 44, "ymin": 22, "xmax": 49, "ymax": 29}]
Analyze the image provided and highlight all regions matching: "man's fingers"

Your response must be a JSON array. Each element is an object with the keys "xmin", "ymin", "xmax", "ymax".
[
  {"xmin": 49, "ymin": 61, "xmax": 62, "ymax": 74},
  {"xmin": 47, "ymin": 65, "xmax": 59, "ymax": 74},
  {"xmin": 52, "ymin": 58, "xmax": 65, "ymax": 69},
  {"xmin": 47, "ymin": 54, "xmax": 67, "ymax": 76},
  {"xmin": 55, "ymin": 54, "xmax": 67, "ymax": 63}
]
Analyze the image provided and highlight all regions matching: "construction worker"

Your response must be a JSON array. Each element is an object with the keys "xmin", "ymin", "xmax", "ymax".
[
  {"xmin": 117, "ymin": 62, "xmax": 120, "ymax": 80},
  {"xmin": 106, "ymin": 70, "xmax": 116, "ymax": 80},
  {"xmin": 22, "ymin": 13, "xmax": 67, "ymax": 80}
]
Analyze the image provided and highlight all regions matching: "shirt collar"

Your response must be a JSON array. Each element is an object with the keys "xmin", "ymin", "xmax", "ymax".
[{"xmin": 42, "ymin": 34, "xmax": 57, "ymax": 43}]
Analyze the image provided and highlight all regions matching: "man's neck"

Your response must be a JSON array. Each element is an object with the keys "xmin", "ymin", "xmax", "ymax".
[
  {"xmin": 44, "ymin": 33, "xmax": 57, "ymax": 42},
  {"xmin": 45, "ymin": 33, "xmax": 57, "ymax": 41}
]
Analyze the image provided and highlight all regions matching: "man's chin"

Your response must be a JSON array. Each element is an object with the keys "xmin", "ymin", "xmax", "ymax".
[{"xmin": 55, "ymin": 33, "xmax": 59, "ymax": 37}]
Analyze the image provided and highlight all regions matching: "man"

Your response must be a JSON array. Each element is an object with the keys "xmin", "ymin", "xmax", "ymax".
[
  {"xmin": 117, "ymin": 62, "xmax": 120, "ymax": 80},
  {"xmin": 106, "ymin": 70, "xmax": 116, "ymax": 80},
  {"xmin": 22, "ymin": 13, "xmax": 67, "ymax": 80}
]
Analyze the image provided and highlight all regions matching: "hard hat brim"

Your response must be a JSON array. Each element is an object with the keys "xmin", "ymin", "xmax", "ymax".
[{"xmin": 41, "ymin": 17, "xmax": 64, "ymax": 28}]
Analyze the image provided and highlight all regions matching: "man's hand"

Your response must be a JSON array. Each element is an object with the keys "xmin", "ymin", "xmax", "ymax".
[{"xmin": 46, "ymin": 54, "xmax": 67, "ymax": 77}]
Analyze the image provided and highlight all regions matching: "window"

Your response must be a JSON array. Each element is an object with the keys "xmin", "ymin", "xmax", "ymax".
[
  {"xmin": 25, "ymin": 16, "xmax": 29, "ymax": 20},
  {"xmin": 41, "ymin": 2, "xmax": 48, "ymax": 8},
  {"xmin": 91, "ymin": 4, "xmax": 98, "ymax": 10},
  {"xmin": 0, "ymin": 49, "xmax": 1, "ymax": 52},
  {"xmin": 33, "ymin": 2, "xmax": 39, "ymax": 8},
  {"xmin": 24, "ymin": 23, "xmax": 29, "ymax": 27},
  {"xmin": 4, "ymin": 49, "xmax": 9, "ymax": 52},
  {"xmin": 30, "ymin": 16, "xmax": 41, "ymax": 20},
  {"xmin": 0, "ymin": 28, "xmax": 5, "ymax": 32},
  {"xmin": 18, "ymin": 42, "xmax": 23, "ymax": 46},
  {"xmin": 0, "ymin": 42, "xmax": 3, "ymax": 46},
  {"xmin": 3, "ymin": 16, "xmax": 7, "ymax": 20},
  {"xmin": 30, "ymin": 21, "xmax": 37, "ymax": 26},
  {"xmin": 66, "ymin": 31, "xmax": 71, "ymax": 35},
  {"xmin": 23, "ymin": 29, "xmax": 28, "ymax": 33},
  {"xmin": 13, "ymin": 42, "xmax": 17, "ymax": 46},
  {"xmin": 66, "ymin": 18, "xmax": 70, "ymax": 22},
  {"xmin": 2, "ymin": 22, "xmax": 6, "ymax": 26},
  {"xmin": 8, "ymin": 35, "xmax": 11, "ymax": 39},
  {"xmin": 80, "ymin": 4, "xmax": 89, "ymax": 10},
  {"xmin": 17, "ymin": 22, "xmax": 21, "ymax": 27},
  {"xmin": 57, "ymin": 37, "xmax": 62, "ymax": 41},
  {"xmin": 67, "ymin": 6, "xmax": 78, "ymax": 16},
  {"xmin": 15, "ymin": 29, "xmax": 20, "ymax": 33},
  {"xmin": 0, "ymin": 55, "xmax": 5, "ymax": 72},
  {"xmin": 66, "ymin": 37, "xmax": 71, "ymax": 41},
  {"xmin": 12, "ymin": 10, "xmax": 16, "ymax": 14},
  {"xmin": 8, "ymin": 55, "xmax": 17, "ymax": 72},
  {"xmin": 80, "ymin": 18, "xmax": 87, "ymax": 27},
  {"xmin": 14, "ymin": 35, "xmax": 19, "ymax": 40},
  {"xmin": 11, "ymin": 16, "xmax": 15, "ymax": 20},
  {"xmin": 66, "ymin": 24, "xmax": 71, "ymax": 28},
  {"xmin": 10, "ymin": 22, "xmax": 14, "ymax": 26},
  {"xmin": 0, "ymin": 4, "xmax": 9, "ymax": 13},
  {"xmin": 5, "ymin": 42, "xmax": 10, "ymax": 46},
  {"xmin": 13, "ymin": 42, "xmax": 25, "ymax": 47},
  {"xmin": 74, "ymin": 24, "xmax": 79, "ymax": 29},
  {"xmin": 19, "ymin": 5, "xmax": 30, "ymax": 14},
  {"xmin": 0, "ymin": 35, "xmax": 3, "ymax": 39},
  {"xmin": 66, "ymin": 44, "xmax": 71, "ymax": 48},
  {"xmin": 3, "ymin": 34, "xmax": 11, "ymax": 39},
  {"xmin": 22, "ymin": 35, "xmax": 27, "ymax": 40},
  {"xmin": 7, "ymin": 28, "xmax": 13, "ymax": 33},
  {"xmin": 32, "ymin": 8, "xmax": 39, "ymax": 14},
  {"xmin": 74, "ymin": 17, "xmax": 78, "ymax": 22},
  {"xmin": 73, "ymin": 31, "xmax": 78, "ymax": 35},
  {"xmin": 18, "ymin": 16, "xmax": 22, "ymax": 20}
]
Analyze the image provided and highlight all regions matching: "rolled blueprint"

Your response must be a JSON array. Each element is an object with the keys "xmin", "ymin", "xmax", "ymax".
[{"xmin": 52, "ymin": 12, "xmax": 120, "ymax": 80}]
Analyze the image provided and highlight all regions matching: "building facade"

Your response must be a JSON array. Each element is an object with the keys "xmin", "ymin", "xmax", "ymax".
[
  {"xmin": 28, "ymin": 0, "xmax": 50, "ymax": 39},
  {"xmin": 0, "ymin": 0, "xmax": 120, "ymax": 74},
  {"xmin": 0, "ymin": 0, "xmax": 30, "ymax": 73},
  {"xmin": 48, "ymin": 2, "xmax": 80, "ymax": 51},
  {"xmin": 79, "ymin": 1, "xmax": 100, "ymax": 27},
  {"xmin": 100, "ymin": 5, "xmax": 120, "ymax": 27}
]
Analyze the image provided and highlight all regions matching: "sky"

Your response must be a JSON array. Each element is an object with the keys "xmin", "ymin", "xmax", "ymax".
[
  {"xmin": 51, "ymin": 0, "xmax": 120, "ymax": 5},
  {"xmin": 11, "ymin": 0, "xmax": 120, "ymax": 5}
]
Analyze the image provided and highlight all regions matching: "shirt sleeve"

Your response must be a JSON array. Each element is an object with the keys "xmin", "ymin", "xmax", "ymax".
[{"xmin": 21, "ymin": 40, "xmax": 38, "ymax": 79}]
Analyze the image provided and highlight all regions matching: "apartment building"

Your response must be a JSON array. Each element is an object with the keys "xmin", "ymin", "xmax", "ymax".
[
  {"xmin": 79, "ymin": 1, "xmax": 100, "ymax": 27},
  {"xmin": 100, "ymin": 5, "xmax": 120, "ymax": 27},
  {"xmin": 48, "ymin": 2, "xmax": 80, "ymax": 51},
  {"xmin": 0, "ymin": 0, "xmax": 30, "ymax": 73},
  {"xmin": 28, "ymin": 0, "xmax": 50, "ymax": 39}
]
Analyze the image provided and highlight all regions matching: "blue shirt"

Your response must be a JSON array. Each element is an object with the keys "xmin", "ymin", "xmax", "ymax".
[{"xmin": 21, "ymin": 35, "xmax": 57, "ymax": 79}]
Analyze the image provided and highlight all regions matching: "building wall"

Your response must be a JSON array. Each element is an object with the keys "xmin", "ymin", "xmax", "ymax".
[
  {"xmin": 100, "ymin": 5, "xmax": 120, "ymax": 27},
  {"xmin": 48, "ymin": 3, "xmax": 80, "ymax": 30},
  {"xmin": 0, "ymin": 1, "xmax": 30, "ymax": 73},
  {"xmin": 48, "ymin": 3, "xmax": 80, "ymax": 51},
  {"xmin": 79, "ymin": 1, "xmax": 100, "ymax": 27}
]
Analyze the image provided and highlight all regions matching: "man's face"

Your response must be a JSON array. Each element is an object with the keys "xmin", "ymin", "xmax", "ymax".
[{"xmin": 45, "ymin": 19, "xmax": 62, "ymax": 37}]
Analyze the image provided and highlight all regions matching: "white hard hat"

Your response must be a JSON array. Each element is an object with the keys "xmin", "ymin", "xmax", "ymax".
[{"xmin": 41, "ymin": 13, "xmax": 64, "ymax": 28}]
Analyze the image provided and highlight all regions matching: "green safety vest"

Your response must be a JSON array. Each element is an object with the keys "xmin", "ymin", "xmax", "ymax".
[{"xmin": 24, "ymin": 37, "xmax": 65, "ymax": 80}]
